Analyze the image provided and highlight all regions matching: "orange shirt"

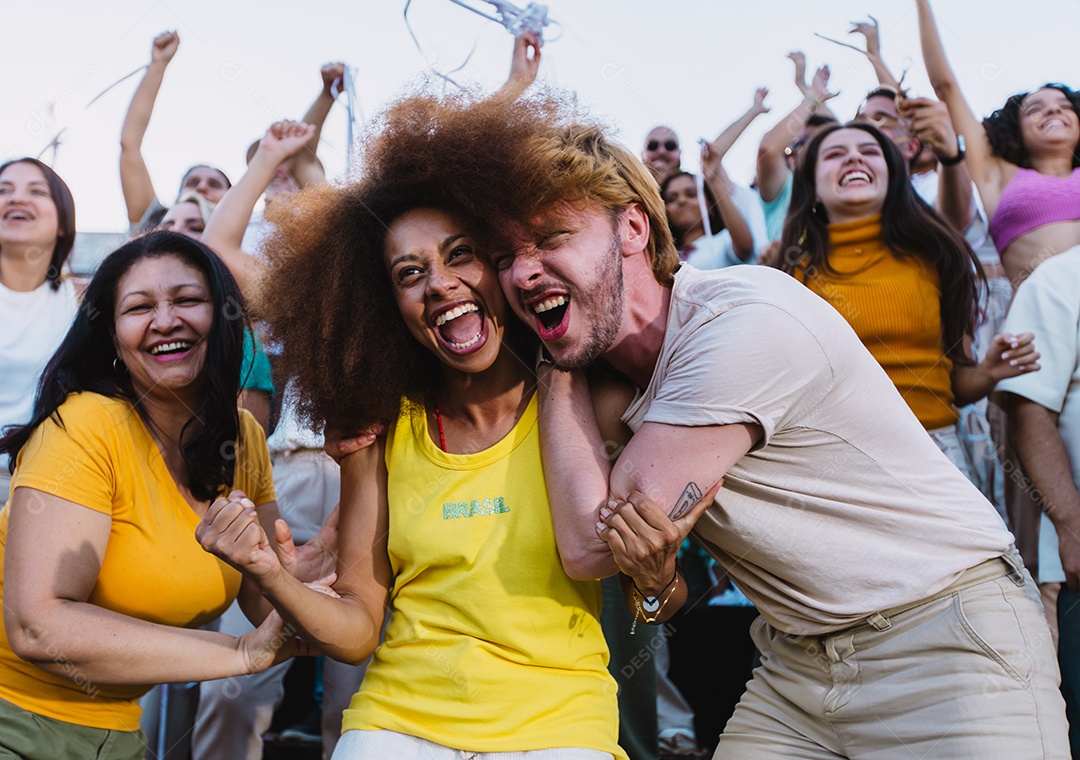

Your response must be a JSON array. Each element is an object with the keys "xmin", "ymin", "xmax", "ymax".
[
  {"xmin": 0, "ymin": 392, "xmax": 275, "ymax": 731},
  {"xmin": 796, "ymin": 215, "xmax": 957, "ymax": 429}
]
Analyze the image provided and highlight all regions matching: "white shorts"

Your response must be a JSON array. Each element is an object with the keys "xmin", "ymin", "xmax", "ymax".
[{"xmin": 332, "ymin": 730, "xmax": 614, "ymax": 760}]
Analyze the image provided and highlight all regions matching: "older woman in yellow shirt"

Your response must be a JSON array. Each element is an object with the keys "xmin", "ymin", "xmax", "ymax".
[{"xmin": 0, "ymin": 232, "xmax": 310, "ymax": 759}]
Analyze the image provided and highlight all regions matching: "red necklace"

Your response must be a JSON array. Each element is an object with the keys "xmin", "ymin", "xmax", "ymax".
[{"xmin": 433, "ymin": 401, "xmax": 447, "ymax": 452}]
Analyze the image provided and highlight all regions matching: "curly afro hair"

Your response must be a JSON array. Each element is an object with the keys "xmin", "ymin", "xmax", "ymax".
[
  {"xmin": 983, "ymin": 83, "xmax": 1080, "ymax": 168},
  {"xmin": 257, "ymin": 84, "xmax": 677, "ymax": 432}
]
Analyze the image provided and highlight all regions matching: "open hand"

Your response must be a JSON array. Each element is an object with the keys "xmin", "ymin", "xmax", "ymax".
[
  {"xmin": 849, "ymin": 15, "xmax": 882, "ymax": 56},
  {"xmin": 980, "ymin": 332, "xmax": 1040, "ymax": 381},
  {"xmin": 752, "ymin": 87, "xmax": 771, "ymax": 115},
  {"xmin": 323, "ymin": 423, "xmax": 385, "ymax": 464},
  {"xmin": 787, "ymin": 51, "xmax": 809, "ymax": 95},
  {"xmin": 810, "ymin": 65, "xmax": 839, "ymax": 103}
]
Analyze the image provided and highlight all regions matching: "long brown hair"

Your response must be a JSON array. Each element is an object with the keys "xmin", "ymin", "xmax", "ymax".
[{"xmin": 777, "ymin": 122, "xmax": 984, "ymax": 365}]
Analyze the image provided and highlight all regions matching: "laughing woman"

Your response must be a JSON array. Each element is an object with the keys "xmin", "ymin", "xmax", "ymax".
[
  {"xmin": 0, "ymin": 232, "xmax": 295, "ymax": 759},
  {"xmin": 197, "ymin": 76, "xmax": 628, "ymax": 759},
  {"xmin": 776, "ymin": 122, "xmax": 1038, "ymax": 472},
  {"xmin": 0, "ymin": 158, "xmax": 79, "ymax": 499},
  {"xmin": 917, "ymin": 0, "xmax": 1080, "ymax": 284}
]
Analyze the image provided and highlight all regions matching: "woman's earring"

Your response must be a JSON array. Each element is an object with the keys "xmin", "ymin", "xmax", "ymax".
[{"xmin": 113, "ymin": 356, "xmax": 125, "ymax": 374}]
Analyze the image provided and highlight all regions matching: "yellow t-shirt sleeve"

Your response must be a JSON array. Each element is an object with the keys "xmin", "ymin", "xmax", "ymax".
[
  {"xmin": 236, "ymin": 409, "xmax": 275, "ymax": 505},
  {"xmin": 11, "ymin": 395, "xmax": 119, "ymax": 515}
]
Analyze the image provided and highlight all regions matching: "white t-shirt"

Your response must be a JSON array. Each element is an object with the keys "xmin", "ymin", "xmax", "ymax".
[
  {"xmin": 622, "ymin": 264, "xmax": 1012, "ymax": 635},
  {"xmin": 240, "ymin": 214, "xmax": 323, "ymax": 454},
  {"xmin": 682, "ymin": 184, "xmax": 768, "ymax": 269},
  {"xmin": 0, "ymin": 278, "xmax": 79, "ymax": 468},
  {"xmin": 997, "ymin": 246, "xmax": 1080, "ymax": 584}
]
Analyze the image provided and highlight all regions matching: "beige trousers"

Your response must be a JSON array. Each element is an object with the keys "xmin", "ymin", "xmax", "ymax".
[{"xmin": 715, "ymin": 552, "xmax": 1069, "ymax": 759}]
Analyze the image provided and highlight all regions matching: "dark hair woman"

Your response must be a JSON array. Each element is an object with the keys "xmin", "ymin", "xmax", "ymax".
[
  {"xmin": 0, "ymin": 231, "xmax": 295, "ymax": 760},
  {"xmin": 777, "ymin": 122, "xmax": 1039, "ymax": 477},
  {"xmin": 0, "ymin": 158, "xmax": 80, "ymax": 498}
]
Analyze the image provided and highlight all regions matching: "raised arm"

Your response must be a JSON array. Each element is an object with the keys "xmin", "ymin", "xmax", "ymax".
[
  {"xmin": 849, "ymin": 16, "xmax": 901, "ymax": 90},
  {"xmin": 201, "ymin": 120, "xmax": 315, "ymax": 297},
  {"xmin": 198, "ymin": 442, "xmax": 392, "ymax": 665},
  {"xmin": 916, "ymin": 0, "xmax": 1006, "ymax": 206},
  {"xmin": 899, "ymin": 96, "xmax": 974, "ymax": 231},
  {"xmin": 119, "ymin": 31, "xmax": 178, "ymax": 224},
  {"xmin": 494, "ymin": 30, "xmax": 542, "ymax": 100},
  {"xmin": 756, "ymin": 64, "xmax": 838, "ymax": 202},
  {"xmin": 710, "ymin": 88, "xmax": 770, "ymax": 158},
  {"xmin": 701, "ymin": 142, "xmax": 756, "ymax": 260},
  {"xmin": 3, "ymin": 488, "xmax": 295, "ymax": 684},
  {"xmin": 286, "ymin": 62, "xmax": 344, "ymax": 184},
  {"xmin": 300, "ymin": 63, "xmax": 343, "ymax": 156}
]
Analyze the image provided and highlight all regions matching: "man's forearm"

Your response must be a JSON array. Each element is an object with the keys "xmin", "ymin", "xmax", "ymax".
[{"xmin": 538, "ymin": 368, "xmax": 620, "ymax": 580}]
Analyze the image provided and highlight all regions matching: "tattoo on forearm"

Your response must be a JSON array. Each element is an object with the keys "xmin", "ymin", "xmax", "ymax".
[{"xmin": 670, "ymin": 482, "xmax": 703, "ymax": 519}]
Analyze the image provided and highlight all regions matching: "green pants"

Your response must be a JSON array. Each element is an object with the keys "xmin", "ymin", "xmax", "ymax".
[{"xmin": 0, "ymin": 697, "xmax": 146, "ymax": 760}]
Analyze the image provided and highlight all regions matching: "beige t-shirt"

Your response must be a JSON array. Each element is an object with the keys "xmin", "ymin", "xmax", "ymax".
[{"xmin": 623, "ymin": 264, "xmax": 1012, "ymax": 635}]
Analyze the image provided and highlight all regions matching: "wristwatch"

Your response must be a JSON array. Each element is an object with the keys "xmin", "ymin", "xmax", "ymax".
[{"xmin": 936, "ymin": 134, "xmax": 966, "ymax": 167}]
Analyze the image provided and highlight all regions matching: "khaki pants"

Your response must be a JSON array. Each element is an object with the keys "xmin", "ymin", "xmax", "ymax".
[{"xmin": 716, "ymin": 551, "xmax": 1069, "ymax": 759}]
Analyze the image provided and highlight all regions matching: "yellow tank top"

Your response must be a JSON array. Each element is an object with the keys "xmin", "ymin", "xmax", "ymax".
[
  {"xmin": 799, "ymin": 215, "xmax": 957, "ymax": 429},
  {"xmin": 341, "ymin": 394, "xmax": 624, "ymax": 757}
]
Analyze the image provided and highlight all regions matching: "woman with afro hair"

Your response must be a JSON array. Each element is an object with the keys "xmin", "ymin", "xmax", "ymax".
[{"xmin": 196, "ymin": 33, "xmax": 630, "ymax": 760}]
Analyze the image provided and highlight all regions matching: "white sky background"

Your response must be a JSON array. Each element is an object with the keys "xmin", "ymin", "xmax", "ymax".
[{"xmin": 2, "ymin": 0, "xmax": 1077, "ymax": 232}]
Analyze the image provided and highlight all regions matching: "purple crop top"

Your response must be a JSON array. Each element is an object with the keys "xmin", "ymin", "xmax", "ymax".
[{"xmin": 989, "ymin": 167, "xmax": 1080, "ymax": 253}]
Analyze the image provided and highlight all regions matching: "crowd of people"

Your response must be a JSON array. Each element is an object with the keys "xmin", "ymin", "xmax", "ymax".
[{"xmin": 1, "ymin": 2, "xmax": 1079, "ymax": 758}]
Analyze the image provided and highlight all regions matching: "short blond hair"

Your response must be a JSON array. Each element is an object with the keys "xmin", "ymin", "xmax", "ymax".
[
  {"xmin": 172, "ymin": 191, "xmax": 216, "ymax": 225},
  {"xmin": 514, "ymin": 119, "xmax": 679, "ymax": 284}
]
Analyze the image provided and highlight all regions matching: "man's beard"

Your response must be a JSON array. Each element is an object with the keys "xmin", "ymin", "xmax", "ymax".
[{"xmin": 550, "ymin": 229, "xmax": 624, "ymax": 371}]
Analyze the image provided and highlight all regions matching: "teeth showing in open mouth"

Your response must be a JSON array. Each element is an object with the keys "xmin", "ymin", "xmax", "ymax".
[
  {"xmin": 3, "ymin": 211, "xmax": 31, "ymax": 221},
  {"xmin": 840, "ymin": 170, "xmax": 870, "ymax": 186},
  {"xmin": 448, "ymin": 331, "xmax": 483, "ymax": 350},
  {"xmin": 532, "ymin": 295, "xmax": 567, "ymax": 313},
  {"xmin": 435, "ymin": 302, "xmax": 479, "ymax": 326},
  {"xmin": 150, "ymin": 341, "xmax": 193, "ymax": 356}
]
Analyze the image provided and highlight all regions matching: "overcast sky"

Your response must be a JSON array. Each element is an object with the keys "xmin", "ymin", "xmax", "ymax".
[{"xmin": 3, "ymin": 0, "xmax": 1077, "ymax": 231}]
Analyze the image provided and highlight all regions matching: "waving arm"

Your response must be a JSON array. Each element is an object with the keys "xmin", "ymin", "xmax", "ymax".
[{"xmin": 119, "ymin": 31, "xmax": 179, "ymax": 223}]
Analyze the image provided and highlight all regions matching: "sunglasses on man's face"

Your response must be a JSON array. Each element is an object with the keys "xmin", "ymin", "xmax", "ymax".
[{"xmin": 647, "ymin": 139, "xmax": 679, "ymax": 152}]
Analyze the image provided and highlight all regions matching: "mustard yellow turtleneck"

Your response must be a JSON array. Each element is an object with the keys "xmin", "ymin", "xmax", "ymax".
[{"xmin": 796, "ymin": 214, "xmax": 957, "ymax": 429}]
